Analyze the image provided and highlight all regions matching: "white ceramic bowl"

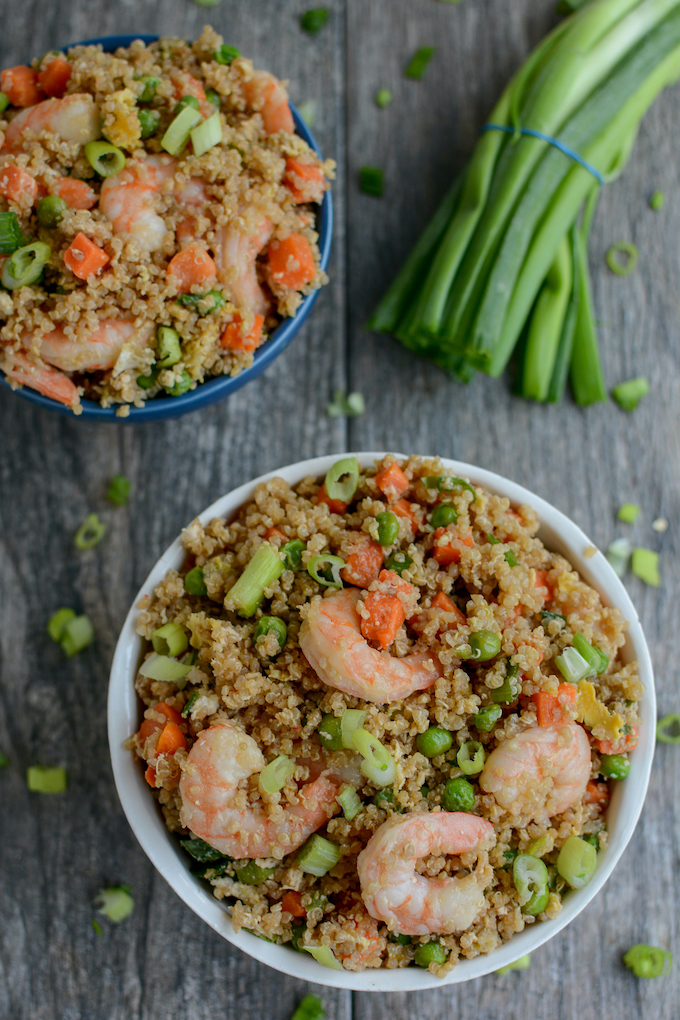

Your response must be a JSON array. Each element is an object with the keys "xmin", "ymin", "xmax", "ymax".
[{"xmin": 108, "ymin": 454, "xmax": 655, "ymax": 991}]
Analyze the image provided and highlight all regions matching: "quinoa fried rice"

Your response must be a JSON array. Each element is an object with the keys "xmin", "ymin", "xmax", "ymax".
[
  {"xmin": 0, "ymin": 28, "xmax": 332, "ymax": 415},
  {"xmin": 129, "ymin": 455, "xmax": 642, "ymax": 976}
]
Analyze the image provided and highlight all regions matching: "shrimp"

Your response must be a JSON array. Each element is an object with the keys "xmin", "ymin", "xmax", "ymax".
[
  {"xmin": 357, "ymin": 812, "xmax": 496, "ymax": 936},
  {"xmin": 479, "ymin": 722, "xmax": 591, "ymax": 820},
  {"xmin": 213, "ymin": 209, "xmax": 273, "ymax": 319},
  {"xmin": 179, "ymin": 722, "xmax": 340, "ymax": 859},
  {"xmin": 1, "ymin": 349, "xmax": 79, "ymax": 407},
  {"xmin": 299, "ymin": 587, "xmax": 442, "ymax": 704},
  {"xmin": 243, "ymin": 70, "xmax": 294, "ymax": 135},
  {"xmin": 2, "ymin": 94, "xmax": 99, "ymax": 153},
  {"xmin": 99, "ymin": 155, "xmax": 176, "ymax": 252},
  {"xmin": 35, "ymin": 319, "xmax": 145, "ymax": 373}
]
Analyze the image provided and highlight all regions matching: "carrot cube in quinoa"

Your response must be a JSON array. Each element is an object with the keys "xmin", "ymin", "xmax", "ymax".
[
  {"xmin": 284, "ymin": 157, "xmax": 325, "ymax": 204},
  {"xmin": 0, "ymin": 66, "xmax": 43, "ymax": 107},
  {"xmin": 341, "ymin": 539, "xmax": 384, "ymax": 588},
  {"xmin": 38, "ymin": 57, "xmax": 72, "ymax": 98},
  {"xmin": 63, "ymin": 233, "xmax": 110, "ymax": 279},
  {"xmin": 532, "ymin": 684, "xmax": 576, "ymax": 727},
  {"xmin": 220, "ymin": 313, "xmax": 265, "ymax": 351},
  {"xmin": 166, "ymin": 243, "xmax": 217, "ymax": 294},
  {"xmin": 267, "ymin": 233, "xmax": 316, "ymax": 289},
  {"xmin": 361, "ymin": 590, "xmax": 405, "ymax": 649},
  {"xmin": 0, "ymin": 164, "xmax": 37, "ymax": 204},
  {"xmin": 375, "ymin": 462, "xmax": 410, "ymax": 502},
  {"xmin": 432, "ymin": 526, "xmax": 474, "ymax": 565},
  {"xmin": 52, "ymin": 177, "xmax": 96, "ymax": 210}
]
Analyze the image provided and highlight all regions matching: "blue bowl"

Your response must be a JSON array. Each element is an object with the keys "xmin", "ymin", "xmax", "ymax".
[{"xmin": 0, "ymin": 34, "xmax": 332, "ymax": 422}]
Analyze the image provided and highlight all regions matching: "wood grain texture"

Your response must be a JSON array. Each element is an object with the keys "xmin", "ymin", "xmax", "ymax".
[{"xmin": 0, "ymin": 1, "xmax": 678, "ymax": 1018}]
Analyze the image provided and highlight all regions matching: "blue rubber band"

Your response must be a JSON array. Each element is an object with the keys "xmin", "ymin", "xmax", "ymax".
[{"xmin": 481, "ymin": 123, "xmax": 605, "ymax": 186}]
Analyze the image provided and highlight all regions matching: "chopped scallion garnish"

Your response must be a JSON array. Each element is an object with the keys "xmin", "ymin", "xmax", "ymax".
[
  {"xmin": 95, "ymin": 885, "xmax": 135, "ymax": 923},
  {"xmin": 623, "ymin": 944, "xmax": 673, "ymax": 978},
  {"xmin": 290, "ymin": 994, "xmax": 326, "ymax": 1020},
  {"xmin": 326, "ymin": 389, "xmax": 365, "ymax": 417},
  {"xmin": 302, "ymin": 945, "xmax": 343, "ymax": 970},
  {"xmin": 0, "ymin": 211, "xmax": 25, "ymax": 254},
  {"xmin": 352, "ymin": 728, "xmax": 397, "ymax": 786},
  {"xmin": 375, "ymin": 89, "xmax": 393, "ymax": 108},
  {"xmin": 359, "ymin": 166, "xmax": 383, "ymax": 197},
  {"xmin": 324, "ymin": 456, "xmax": 359, "ymax": 502},
  {"xmin": 74, "ymin": 513, "xmax": 106, "ymax": 550},
  {"xmin": 656, "ymin": 714, "xmax": 680, "ymax": 744},
  {"xmin": 301, "ymin": 8, "xmax": 329, "ymax": 33},
  {"xmin": 612, "ymin": 377, "xmax": 650, "ymax": 411},
  {"xmin": 405, "ymin": 46, "xmax": 435, "ymax": 80},
  {"xmin": 606, "ymin": 241, "xmax": 638, "ymax": 276},
  {"xmin": 138, "ymin": 652, "xmax": 192, "ymax": 684},
  {"xmin": 606, "ymin": 537, "xmax": 632, "ymax": 578},
  {"xmin": 151, "ymin": 622, "xmax": 188, "ymax": 657},
  {"xmin": 631, "ymin": 547, "xmax": 660, "ymax": 587},
  {"xmin": 298, "ymin": 834, "xmax": 342, "ymax": 876},
  {"xmin": 191, "ymin": 111, "xmax": 222, "ymax": 156},
  {"xmin": 107, "ymin": 474, "xmax": 131, "ymax": 505},
  {"xmin": 184, "ymin": 565, "xmax": 207, "ymax": 596},
  {"xmin": 337, "ymin": 783, "xmax": 363, "ymax": 820},
  {"xmin": 307, "ymin": 554, "xmax": 345, "ymax": 588},
  {"xmin": 27, "ymin": 765, "xmax": 67, "ymax": 793},
  {"xmin": 180, "ymin": 837, "xmax": 225, "ymax": 862},
  {"xmin": 617, "ymin": 503, "xmax": 640, "ymax": 523},
  {"xmin": 554, "ymin": 645, "xmax": 590, "ymax": 684},
  {"xmin": 226, "ymin": 543, "xmax": 284, "ymax": 617},
  {"xmin": 181, "ymin": 690, "xmax": 200, "ymax": 719},
  {"xmin": 258, "ymin": 754, "xmax": 295, "ymax": 795},
  {"xmin": 340, "ymin": 708, "xmax": 367, "ymax": 748},
  {"xmin": 61, "ymin": 615, "xmax": 94, "ymax": 657},
  {"xmin": 161, "ymin": 105, "xmax": 202, "ymax": 156}
]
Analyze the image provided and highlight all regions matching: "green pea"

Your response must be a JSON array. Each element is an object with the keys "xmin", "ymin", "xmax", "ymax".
[
  {"xmin": 184, "ymin": 566, "xmax": 207, "ymax": 596},
  {"xmin": 581, "ymin": 833, "xmax": 600, "ymax": 850},
  {"xmin": 136, "ymin": 367, "xmax": 160, "ymax": 390},
  {"xmin": 442, "ymin": 776, "xmax": 475, "ymax": 812},
  {"xmin": 174, "ymin": 94, "xmax": 200, "ymax": 116},
  {"xmin": 253, "ymin": 616, "xmax": 287, "ymax": 652},
  {"xmin": 37, "ymin": 195, "xmax": 67, "ymax": 228},
  {"xmin": 0, "ymin": 92, "xmax": 8, "ymax": 114},
  {"xmin": 376, "ymin": 511, "xmax": 399, "ymax": 546},
  {"xmin": 290, "ymin": 923, "xmax": 306, "ymax": 951},
  {"xmin": 137, "ymin": 75, "xmax": 160, "ymax": 102},
  {"xmin": 235, "ymin": 861, "xmax": 276, "ymax": 885},
  {"xmin": 388, "ymin": 932, "xmax": 411, "ymax": 945},
  {"xmin": 164, "ymin": 369, "xmax": 192, "ymax": 397},
  {"xmin": 281, "ymin": 539, "xmax": 305, "ymax": 571},
  {"xmin": 599, "ymin": 753, "xmax": 630, "ymax": 780},
  {"xmin": 416, "ymin": 726, "xmax": 453, "ymax": 758},
  {"xmin": 215, "ymin": 44, "xmax": 241, "ymax": 65},
  {"xmin": 138, "ymin": 108, "xmax": 160, "ymax": 139},
  {"xmin": 384, "ymin": 551, "xmax": 413, "ymax": 576},
  {"xmin": 473, "ymin": 704, "xmax": 503, "ymax": 732},
  {"xmin": 468, "ymin": 630, "xmax": 501, "ymax": 662},
  {"xmin": 205, "ymin": 88, "xmax": 221, "ymax": 108},
  {"xmin": 373, "ymin": 788, "xmax": 403, "ymax": 812},
  {"xmin": 414, "ymin": 941, "xmax": 447, "ymax": 968},
  {"xmin": 318, "ymin": 714, "xmax": 343, "ymax": 751},
  {"xmin": 430, "ymin": 502, "xmax": 458, "ymax": 528}
]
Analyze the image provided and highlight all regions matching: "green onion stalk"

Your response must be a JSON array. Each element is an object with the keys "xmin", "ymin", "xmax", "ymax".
[{"xmin": 369, "ymin": 0, "xmax": 680, "ymax": 404}]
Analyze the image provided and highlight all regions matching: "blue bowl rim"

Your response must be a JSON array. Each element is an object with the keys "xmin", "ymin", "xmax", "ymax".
[{"xmin": 0, "ymin": 33, "xmax": 333, "ymax": 422}]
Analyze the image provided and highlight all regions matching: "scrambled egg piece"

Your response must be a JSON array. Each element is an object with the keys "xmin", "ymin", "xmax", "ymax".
[{"xmin": 576, "ymin": 680, "xmax": 624, "ymax": 742}]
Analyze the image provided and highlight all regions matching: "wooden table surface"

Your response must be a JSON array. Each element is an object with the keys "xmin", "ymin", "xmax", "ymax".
[{"xmin": 1, "ymin": 1, "xmax": 678, "ymax": 1018}]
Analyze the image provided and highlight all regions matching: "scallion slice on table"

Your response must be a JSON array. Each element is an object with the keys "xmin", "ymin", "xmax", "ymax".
[
  {"xmin": 405, "ymin": 46, "xmax": 435, "ymax": 80},
  {"xmin": 301, "ymin": 8, "xmax": 329, "ymax": 33},
  {"xmin": 298, "ymin": 834, "xmax": 342, "ymax": 876},
  {"xmin": 617, "ymin": 502, "xmax": 640, "ymax": 523},
  {"xmin": 296, "ymin": 99, "xmax": 316, "ymax": 128},
  {"xmin": 107, "ymin": 474, "xmax": 131, "ymax": 505},
  {"xmin": 74, "ymin": 513, "xmax": 106, "ymax": 549},
  {"xmin": 0, "ymin": 751, "xmax": 8, "ymax": 769},
  {"xmin": 656, "ymin": 713, "xmax": 680, "ymax": 743},
  {"xmin": 606, "ymin": 537, "xmax": 632, "ymax": 577},
  {"xmin": 27, "ymin": 766, "xmax": 67, "ymax": 793},
  {"xmin": 258, "ymin": 754, "xmax": 295, "ymax": 795},
  {"xmin": 360, "ymin": 166, "xmax": 383, "ymax": 197},
  {"xmin": 606, "ymin": 240, "xmax": 639, "ymax": 276},
  {"xmin": 290, "ymin": 995, "xmax": 326, "ymax": 1020},
  {"xmin": 623, "ymin": 944, "xmax": 673, "ymax": 978},
  {"xmin": 61, "ymin": 615, "xmax": 94, "ymax": 656},
  {"xmin": 631, "ymin": 547, "xmax": 660, "ymax": 586},
  {"xmin": 95, "ymin": 885, "xmax": 135, "ymax": 923},
  {"xmin": 496, "ymin": 954, "xmax": 531, "ymax": 975},
  {"xmin": 375, "ymin": 88, "xmax": 393, "ymax": 108},
  {"xmin": 47, "ymin": 607, "xmax": 76, "ymax": 642},
  {"xmin": 326, "ymin": 389, "xmax": 365, "ymax": 417},
  {"xmin": 612, "ymin": 377, "xmax": 650, "ymax": 411},
  {"xmin": 649, "ymin": 189, "xmax": 666, "ymax": 210},
  {"xmin": 226, "ymin": 543, "xmax": 284, "ymax": 616}
]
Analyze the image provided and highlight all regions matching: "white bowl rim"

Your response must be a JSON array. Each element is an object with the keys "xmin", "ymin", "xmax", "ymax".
[{"xmin": 108, "ymin": 453, "xmax": 656, "ymax": 991}]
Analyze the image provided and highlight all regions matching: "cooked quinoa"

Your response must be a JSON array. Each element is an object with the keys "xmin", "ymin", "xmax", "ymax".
[
  {"xmin": 0, "ymin": 28, "xmax": 331, "ymax": 414},
  {"xmin": 128, "ymin": 456, "xmax": 642, "ymax": 976}
]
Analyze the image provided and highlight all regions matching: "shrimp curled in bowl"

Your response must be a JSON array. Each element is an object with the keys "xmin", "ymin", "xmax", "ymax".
[
  {"xmin": 357, "ymin": 812, "xmax": 496, "ymax": 936},
  {"xmin": 179, "ymin": 722, "xmax": 340, "ymax": 859},
  {"xmin": 299, "ymin": 587, "xmax": 442, "ymax": 704},
  {"xmin": 479, "ymin": 722, "xmax": 591, "ymax": 820}
]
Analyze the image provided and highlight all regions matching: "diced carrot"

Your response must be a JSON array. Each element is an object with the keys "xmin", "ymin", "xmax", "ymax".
[
  {"xmin": 341, "ymin": 539, "xmax": 384, "ymax": 588},
  {"xmin": 138, "ymin": 702, "xmax": 183, "ymax": 743},
  {"xmin": 220, "ymin": 313, "xmax": 265, "ymax": 352},
  {"xmin": 264, "ymin": 526, "xmax": 287, "ymax": 543},
  {"xmin": 597, "ymin": 727, "xmax": 638, "ymax": 756},
  {"xmin": 532, "ymin": 683, "xmax": 576, "ymax": 727},
  {"xmin": 284, "ymin": 157, "xmax": 325, "ymax": 204},
  {"xmin": 584, "ymin": 780, "xmax": 610, "ymax": 807},
  {"xmin": 409, "ymin": 590, "xmax": 466, "ymax": 635},
  {"xmin": 267, "ymin": 233, "xmax": 316, "ymax": 290},
  {"xmin": 156, "ymin": 721, "xmax": 187, "ymax": 756},
  {"xmin": 378, "ymin": 568, "xmax": 412, "ymax": 595},
  {"xmin": 0, "ymin": 66, "xmax": 43, "ymax": 107},
  {"xmin": 533, "ymin": 570, "xmax": 554, "ymax": 600},
  {"xmin": 281, "ymin": 890, "xmax": 306, "ymax": 918},
  {"xmin": 52, "ymin": 176, "xmax": 96, "ymax": 210},
  {"xmin": 0, "ymin": 164, "xmax": 37, "ymax": 204},
  {"xmin": 392, "ymin": 498, "xmax": 418, "ymax": 534},
  {"xmin": 167, "ymin": 243, "xmax": 217, "ymax": 294},
  {"xmin": 38, "ymin": 57, "xmax": 72, "ymax": 98},
  {"xmin": 432, "ymin": 526, "xmax": 474, "ymax": 565},
  {"xmin": 375, "ymin": 462, "xmax": 409, "ymax": 502},
  {"xmin": 145, "ymin": 765, "xmax": 157, "ymax": 787},
  {"xmin": 316, "ymin": 482, "xmax": 348, "ymax": 515},
  {"xmin": 361, "ymin": 591, "xmax": 405, "ymax": 649},
  {"xmin": 432, "ymin": 590, "xmax": 467, "ymax": 625},
  {"xmin": 63, "ymin": 232, "xmax": 110, "ymax": 279}
]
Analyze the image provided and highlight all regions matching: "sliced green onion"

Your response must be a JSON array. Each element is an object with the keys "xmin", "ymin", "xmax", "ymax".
[
  {"xmin": 138, "ymin": 108, "xmax": 160, "ymax": 139},
  {"xmin": 281, "ymin": 539, "xmax": 305, "ymax": 571},
  {"xmin": 623, "ymin": 944, "xmax": 673, "ymax": 978},
  {"xmin": 375, "ymin": 88, "xmax": 393, "ymax": 108},
  {"xmin": 164, "ymin": 369, "xmax": 192, "ymax": 397},
  {"xmin": 302, "ymin": 945, "xmax": 343, "ymax": 971},
  {"xmin": 298, "ymin": 834, "xmax": 342, "ymax": 876},
  {"xmin": 253, "ymin": 615, "xmax": 287, "ymax": 652},
  {"xmin": 291, "ymin": 994, "xmax": 326, "ymax": 1020},
  {"xmin": 556, "ymin": 835, "xmax": 597, "ymax": 889},
  {"xmin": 360, "ymin": 166, "xmax": 383, "ymax": 198},
  {"xmin": 136, "ymin": 75, "xmax": 160, "ymax": 102},
  {"xmin": 405, "ymin": 46, "xmax": 435, "ymax": 80},
  {"xmin": 47, "ymin": 607, "xmax": 76, "ymax": 642},
  {"xmin": 227, "ymin": 543, "xmax": 284, "ymax": 617},
  {"xmin": 384, "ymin": 551, "xmax": 413, "ymax": 575},
  {"xmin": 161, "ymin": 105, "xmax": 202, "ymax": 156},
  {"xmin": 606, "ymin": 538, "xmax": 632, "ymax": 578},
  {"xmin": 376, "ymin": 510, "xmax": 399, "ymax": 545},
  {"xmin": 156, "ymin": 326, "xmax": 181, "ymax": 366},
  {"xmin": 504, "ymin": 549, "xmax": 519, "ymax": 567},
  {"xmin": 656, "ymin": 714, "xmax": 680, "ymax": 744},
  {"xmin": 181, "ymin": 690, "xmax": 200, "ymax": 719},
  {"xmin": 424, "ymin": 476, "xmax": 476, "ymax": 499},
  {"xmin": 631, "ymin": 547, "xmax": 660, "ymax": 587},
  {"xmin": 184, "ymin": 565, "xmax": 207, "ymax": 596},
  {"xmin": 318, "ymin": 714, "xmax": 343, "ymax": 750},
  {"xmin": 541, "ymin": 610, "xmax": 566, "ymax": 628},
  {"xmin": 457, "ymin": 740, "xmax": 485, "ymax": 775},
  {"xmin": 352, "ymin": 728, "xmax": 397, "ymax": 786},
  {"xmin": 489, "ymin": 665, "xmax": 520, "ymax": 704},
  {"xmin": 0, "ymin": 751, "xmax": 9, "ymax": 768},
  {"xmin": 554, "ymin": 645, "xmax": 591, "ymax": 684},
  {"xmin": 301, "ymin": 8, "xmax": 329, "ymax": 33},
  {"xmin": 572, "ymin": 632, "xmax": 608, "ymax": 676},
  {"xmin": 525, "ymin": 835, "xmax": 551, "ymax": 858},
  {"xmin": 0, "ymin": 92, "xmax": 8, "ymax": 113},
  {"xmin": 473, "ymin": 704, "xmax": 502, "ymax": 732},
  {"xmin": 151, "ymin": 622, "xmax": 188, "ymax": 657},
  {"xmin": 513, "ymin": 854, "xmax": 550, "ymax": 915},
  {"xmin": 496, "ymin": 954, "xmax": 531, "ymax": 975},
  {"xmin": 259, "ymin": 754, "xmax": 295, "ymax": 795},
  {"xmin": 95, "ymin": 885, "xmax": 135, "ymax": 923},
  {"xmin": 337, "ymin": 784, "xmax": 363, "ymax": 821},
  {"xmin": 606, "ymin": 241, "xmax": 638, "ymax": 277},
  {"xmin": 214, "ymin": 44, "xmax": 241, "ymax": 65},
  {"xmin": 84, "ymin": 141, "xmax": 126, "ymax": 177},
  {"xmin": 106, "ymin": 473, "xmax": 131, "ymax": 506},
  {"xmin": 0, "ymin": 211, "xmax": 25, "ymax": 253},
  {"xmin": 92, "ymin": 919, "xmax": 103, "ymax": 935},
  {"xmin": 649, "ymin": 190, "xmax": 666, "ymax": 211},
  {"xmin": 205, "ymin": 88, "xmax": 221, "ymax": 108},
  {"xmin": 2, "ymin": 241, "xmax": 51, "ymax": 289},
  {"xmin": 296, "ymin": 100, "xmax": 316, "ymax": 128},
  {"xmin": 618, "ymin": 503, "xmax": 640, "ymax": 523},
  {"xmin": 487, "ymin": 533, "xmax": 500, "ymax": 545},
  {"xmin": 27, "ymin": 765, "xmax": 67, "ymax": 793},
  {"xmin": 37, "ymin": 195, "xmax": 67, "ymax": 228},
  {"xmin": 136, "ymin": 367, "xmax": 160, "ymax": 390},
  {"xmin": 326, "ymin": 389, "xmax": 365, "ymax": 417},
  {"xmin": 74, "ymin": 512, "xmax": 106, "ymax": 550},
  {"xmin": 599, "ymin": 753, "xmax": 630, "ymax": 779},
  {"xmin": 61, "ymin": 615, "xmax": 94, "ymax": 656},
  {"xmin": 177, "ymin": 289, "xmax": 225, "ymax": 315},
  {"xmin": 139, "ymin": 652, "xmax": 192, "ymax": 683},
  {"xmin": 612, "ymin": 377, "xmax": 650, "ymax": 412},
  {"xmin": 341, "ymin": 708, "xmax": 367, "ymax": 749},
  {"xmin": 307, "ymin": 554, "xmax": 345, "ymax": 588},
  {"xmin": 191, "ymin": 111, "xmax": 223, "ymax": 157},
  {"xmin": 180, "ymin": 837, "xmax": 226, "ymax": 862},
  {"xmin": 325, "ymin": 456, "xmax": 359, "ymax": 503},
  {"xmin": 235, "ymin": 861, "xmax": 276, "ymax": 884}
]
